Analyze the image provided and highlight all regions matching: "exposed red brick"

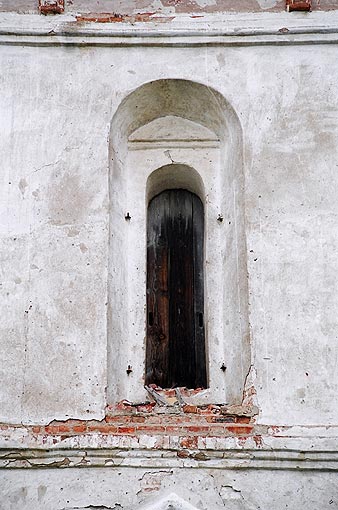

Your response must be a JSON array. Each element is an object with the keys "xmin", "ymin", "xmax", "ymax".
[
  {"xmin": 226, "ymin": 425, "xmax": 253, "ymax": 435},
  {"xmin": 87, "ymin": 423, "xmax": 118, "ymax": 434},
  {"xmin": 131, "ymin": 416, "xmax": 146, "ymax": 423},
  {"xmin": 73, "ymin": 423, "xmax": 87, "ymax": 433},
  {"xmin": 177, "ymin": 450, "xmax": 190, "ymax": 458},
  {"xmin": 115, "ymin": 401, "xmax": 133, "ymax": 411},
  {"xmin": 286, "ymin": 0, "xmax": 311, "ymax": 11},
  {"xmin": 39, "ymin": 0, "xmax": 64, "ymax": 14},
  {"xmin": 165, "ymin": 425, "xmax": 184, "ymax": 434},
  {"xmin": 235, "ymin": 416, "xmax": 251, "ymax": 424},
  {"xmin": 58, "ymin": 424, "xmax": 72, "ymax": 433},
  {"xmin": 186, "ymin": 425, "xmax": 210, "ymax": 434},
  {"xmin": 117, "ymin": 426, "xmax": 136, "ymax": 434},
  {"xmin": 136, "ymin": 425, "xmax": 166, "ymax": 433},
  {"xmin": 45, "ymin": 425, "xmax": 60, "ymax": 434},
  {"xmin": 183, "ymin": 404, "xmax": 199, "ymax": 414},
  {"xmin": 180, "ymin": 436, "xmax": 198, "ymax": 449},
  {"xmin": 0, "ymin": 400, "xmax": 261, "ymax": 441},
  {"xmin": 76, "ymin": 13, "xmax": 124, "ymax": 23},
  {"xmin": 105, "ymin": 415, "xmax": 131, "ymax": 423},
  {"xmin": 253, "ymin": 435, "xmax": 263, "ymax": 447},
  {"xmin": 165, "ymin": 389, "xmax": 176, "ymax": 397},
  {"xmin": 136, "ymin": 403, "xmax": 156, "ymax": 413},
  {"xmin": 75, "ymin": 12, "xmax": 174, "ymax": 24}
]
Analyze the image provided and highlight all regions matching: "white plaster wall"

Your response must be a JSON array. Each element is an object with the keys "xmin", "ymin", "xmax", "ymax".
[
  {"xmin": 1, "ymin": 29, "xmax": 338, "ymax": 426},
  {"xmin": 2, "ymin": 466, "xmax": 338, "ymax": 510}
]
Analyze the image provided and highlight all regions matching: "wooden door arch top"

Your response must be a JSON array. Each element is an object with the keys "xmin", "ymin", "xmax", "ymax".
[{"xmin": 146, "ymin": 188, "xmax": 207, "ymax": 389}]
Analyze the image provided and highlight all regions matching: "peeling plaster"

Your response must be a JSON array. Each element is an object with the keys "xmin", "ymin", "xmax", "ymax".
[{"xmin": 1, "ymin": 8, "xmax": 338, "ymax": 510}]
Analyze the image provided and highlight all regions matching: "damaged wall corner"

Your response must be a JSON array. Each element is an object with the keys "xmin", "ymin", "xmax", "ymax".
[
  {"xmin": 286, "ymin": 0, "xmax": 311, "ymax": 11},
  {"xmin": 39, "ymin": 0, "xmax": 64, "ymax": 14}
]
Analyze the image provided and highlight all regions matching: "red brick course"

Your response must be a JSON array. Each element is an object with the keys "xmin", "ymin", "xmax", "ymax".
[{"xmin": 0, "ymin": 401, "xmax": 260, "ymax": 440}]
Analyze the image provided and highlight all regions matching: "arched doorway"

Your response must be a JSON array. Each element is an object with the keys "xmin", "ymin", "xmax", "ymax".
[{"xmin": 146, "ymin": 189, "xmax": 207, "ymax": 389}]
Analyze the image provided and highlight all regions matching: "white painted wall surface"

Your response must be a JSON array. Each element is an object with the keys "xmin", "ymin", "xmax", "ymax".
[
  {"xmin": 2, "ymin": 30, "xmax": 336, "ymax": 425},
  {"xmin": 0, "ymin": 10, "xmax": 338, "ymax": 509}
]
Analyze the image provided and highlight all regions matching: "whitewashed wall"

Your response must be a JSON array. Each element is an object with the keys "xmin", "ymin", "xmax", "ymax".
[{"xmin": 1, "ymin": 10, "xmax": 338, "ymax": 510}]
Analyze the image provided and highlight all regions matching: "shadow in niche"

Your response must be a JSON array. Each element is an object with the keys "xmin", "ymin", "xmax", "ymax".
[{"xmin": 108, "ymin": 79, "xmax": 250, "ymax": 405}]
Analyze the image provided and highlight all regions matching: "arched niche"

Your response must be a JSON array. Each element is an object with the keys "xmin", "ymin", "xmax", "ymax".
[
  {"xmin": 147, "ymin": 164, "xmax": 205, "ymax": 203},
  {"xmin": 108, "ymin": 79, "xmax": 250, "ymax": 405}
]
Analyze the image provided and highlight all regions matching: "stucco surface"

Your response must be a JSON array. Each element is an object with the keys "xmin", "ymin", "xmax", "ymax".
[
  {"xmin": 1, "ymin": 466, "xmax": 338, "ymax": 510},
  {"xmin": 1, "ymin": 37, "xmax": 338, "ymax": 425},
  {"xmin": 0, "ymin": 9, "xmax": 338, "ymax": 509},
  {"xmin": 1, "ymin": 0, "xmax": 338, "ymax": 13}
]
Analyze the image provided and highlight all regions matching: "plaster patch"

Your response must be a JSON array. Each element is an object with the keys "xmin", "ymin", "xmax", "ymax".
[
  {"xmin": 219, "ymin": 485, "xmax": 256, "ymax": 509},
  {"xmin": 139, "ymin": 471, "xmax": 173, "ymax": 496},
  {"xmin": 67, "ymin": 227, "xmax": 80, "ymax": 238},
  {"xmin": 48, "ymin": 173, "xmax": 92, "ymax": 226},
  {"xmin": 37, "ymin": 484, "xmax": 47, "ymax": 502},
  {"xmin": 18, "ymin": 178, "xmax": 28, "ymax": 196}
]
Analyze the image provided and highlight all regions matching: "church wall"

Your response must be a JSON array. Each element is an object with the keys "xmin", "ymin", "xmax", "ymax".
[{"xmin": 0, "ymin": 6, "xmax": 338, "ymax": 509}]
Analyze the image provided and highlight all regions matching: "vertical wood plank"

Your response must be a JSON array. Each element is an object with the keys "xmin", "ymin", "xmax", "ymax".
[
  {"xmin": 145, "ymin": 192, "xmax": 170, "ymax": 387},
  {"xmin": 192, "ymin": 193, "xmax": 207, "ymax": 388},
  {"xmin": 168, "ymin": 190, "xmax": 195, "ymax": 387},
  {"xmin": 146, "ymin": 189, "xmax": 207, "ymax": 389}
]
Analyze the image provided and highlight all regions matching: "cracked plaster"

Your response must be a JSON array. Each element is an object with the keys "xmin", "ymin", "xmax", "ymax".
[{"xmin": 0, "ymin": 6, "xmax": 338, "ymax": 510}]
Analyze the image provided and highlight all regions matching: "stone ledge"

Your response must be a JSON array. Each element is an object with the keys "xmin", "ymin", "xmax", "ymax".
[
  {"xmin": 0, "ymin": 11, "xmax": 338, "ymax": 46},
  {"xmin": 1, "ymin": 446, "xmax": 338, "ymax": 471}
]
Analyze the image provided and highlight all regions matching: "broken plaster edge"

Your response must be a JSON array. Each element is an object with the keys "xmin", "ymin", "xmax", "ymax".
[
  {"xmin": 1, "ymin": 426, "xmax": 338, "ymax": 452},
  {"xmin": 1, "ymin": 444, "xmax": 338, "ymax": 471}
]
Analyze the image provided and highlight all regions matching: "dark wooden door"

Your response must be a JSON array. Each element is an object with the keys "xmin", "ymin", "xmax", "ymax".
[{"xmin": 146, "ymin": 189, "xmax": 207, "ymax": 389}]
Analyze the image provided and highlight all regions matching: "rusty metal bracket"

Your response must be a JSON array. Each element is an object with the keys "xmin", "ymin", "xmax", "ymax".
[
  {"xmin": 39, "ymin": 0, "xmax": 64, "ymax": 14},
  {"xmin": 286, "ymin": 0, "xmax": 311, "ymax": 12}
]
